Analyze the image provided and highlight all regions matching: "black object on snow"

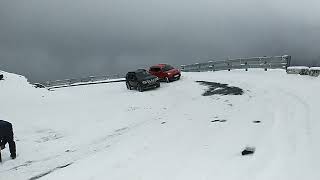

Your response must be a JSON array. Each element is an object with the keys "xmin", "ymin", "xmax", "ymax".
[
  {"xmin": 0, "ymin": 120, "xmax": 16, "ymax": 161},
  {"xmin": 211, "ymin": 119, "xmax": 227, "ymax": 123},
  {"xmin": 0, "ymin": 74, "xmax": 3, "ymax": 80},
  {"xmin": 253, "ymin": 120, "xmax": 261, "ymax": 123},
  {"xmin": 34, "ymin": 83, "xmax": 46, "ymax": 88},
  {"xmin": 241, "ymin": 147, "xmax": 255, "ymax": 156}
]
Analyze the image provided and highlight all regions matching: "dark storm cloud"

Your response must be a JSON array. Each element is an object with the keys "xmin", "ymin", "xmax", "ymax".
[{"xmin": 0, "ymin": 0, "xmax": 320, "ymax": 82}]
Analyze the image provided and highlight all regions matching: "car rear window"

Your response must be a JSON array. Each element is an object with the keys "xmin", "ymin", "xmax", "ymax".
[{"xmin": 162, "ymin": 65, "xmax": 174, "ymax": 72}]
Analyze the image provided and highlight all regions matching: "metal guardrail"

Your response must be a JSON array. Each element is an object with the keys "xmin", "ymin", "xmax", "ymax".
[
  {"xmin": 42, "ymin": 74, "xmax": 125, "ymax": 88},
  {"xmin": 38, "ymin": 55, "xmax": 291, "ymax": 89},
  {"xmin": 47, "ymin": 78, "xmax": 126, "ymax": 90},
  {"xmin": 181, "ymin": 55, "xmax": 291, "ymax": 72}
]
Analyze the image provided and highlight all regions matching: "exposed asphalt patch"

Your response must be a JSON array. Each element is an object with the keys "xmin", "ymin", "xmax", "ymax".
[{"xmin": 196, "ymin": 81, "xmax": 244, "ymax": 96}]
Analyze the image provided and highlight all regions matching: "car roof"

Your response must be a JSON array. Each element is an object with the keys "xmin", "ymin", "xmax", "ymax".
[
  {"xmin": 150, "ymin": 64, "xmax": 169, "ymax": 68},
  {"xmin": 135, "ymin": 69, "xmax": 147, "ymax": 73},
  {"xmin": 127, "ymin": 69, "xmax": 147, "ymax": 74}
]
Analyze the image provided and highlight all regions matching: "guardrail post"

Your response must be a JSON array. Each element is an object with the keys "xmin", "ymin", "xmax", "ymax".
[
  {"xmin": 208, "ymin": 61, "xmax": 213, "ymax": 72},
  {"xmin": 264, "ymin": 61, "xmax": 267, "ymax": 71},
  {"xmin": 245, "ymin": 62, "xmax": 248, "ymax": 71},
  {"xmin": 66, "ymin": 79, "xmax": 71, "ymax": 85},
  {"xmin": 180, "ymin": 65, "xmax": 185, "ymax": 72},
  {"xmin": 284, "ymin": 55, "xmax": 291, "ymax": 70},
  {"xmin": 195, "ymin": 63, "xmax": 200, "ymax": 72},
  {"xmin": 228, "ymin": 63, "xmax": 231, "ymax": 71},
  {"xmin": 208, "ymin": 65, "xmax": 214, "ymax": 71}
]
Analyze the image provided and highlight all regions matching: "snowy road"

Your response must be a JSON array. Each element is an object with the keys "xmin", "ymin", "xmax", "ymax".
[{"xmin": 0, "ymin": 69, "xmax": 319, "ymax": 180}]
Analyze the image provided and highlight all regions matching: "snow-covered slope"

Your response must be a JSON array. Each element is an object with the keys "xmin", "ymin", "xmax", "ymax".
[{"xmin": 0, "ymin": 69, "xmax": 319, "ymax": 180}]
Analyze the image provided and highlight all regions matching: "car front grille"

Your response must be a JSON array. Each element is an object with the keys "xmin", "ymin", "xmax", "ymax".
[{"xmin": 145, "ymin": 78, "xmax": 157, "ymax": 84}]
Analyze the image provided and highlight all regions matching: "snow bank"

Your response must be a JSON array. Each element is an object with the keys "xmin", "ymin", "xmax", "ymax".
[
  {"xmin": 310, "ymin": 67, "xmax": 320, "ymax": 70},
  {"xmin": 286, "ymin": 66, "xmax": 309, "ymax": 75},
  {"xmin": 286, "ymin": 66, "xmax": 309, "ymax": 70},
  {"xmin": 0, "ymin": 71, "xmax": 34, "ymax": 89},
  {"xmin": 309, "ymin": 67, "xmax": 320, "ymax": 77},
  {"xmin": 286, "ymin": 66, "xmax": 320, "ymax": 77}
]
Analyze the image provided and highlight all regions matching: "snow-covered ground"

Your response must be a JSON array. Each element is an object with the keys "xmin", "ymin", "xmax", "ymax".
[{"xmin": 0, "ymin": 69, "xmax": 319, "ymax": 180}]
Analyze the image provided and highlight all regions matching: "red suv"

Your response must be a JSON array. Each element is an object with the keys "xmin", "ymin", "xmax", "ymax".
[{"xmin": 149, "ymin": 64, "xmax": 181, "ymax": 83}]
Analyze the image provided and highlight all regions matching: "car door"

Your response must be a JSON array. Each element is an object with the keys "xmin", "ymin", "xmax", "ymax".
[
  {"xmin": 159, "ymin": 67, "xmax": 167, "ymax": 78},
  {"xmin": 149, "ymin": 67, "xmax": 161, "ymax": 77}
]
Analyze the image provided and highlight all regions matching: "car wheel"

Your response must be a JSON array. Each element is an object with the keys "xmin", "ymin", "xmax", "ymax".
[
  {"xmin": 165, "ymin": 77, "xmax": 170, "ymax": 83},
  {"xmin": 126, "ymin": 82, "xmax": 132, "ymax": 90},
  {"xmin": 137, "ymin": 84, "xmax": 144, "ymax": 92}
]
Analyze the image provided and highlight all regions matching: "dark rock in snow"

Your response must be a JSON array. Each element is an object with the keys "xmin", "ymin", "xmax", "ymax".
[
  {"xmin": 253, "ymin": 120, "xmax": 261, "ymax": 123},
  {"xmin": 211, "ymin": 119, "xmax": 227, "ymax": 123},
  {"xmin": 0, "ymin": 74, "xmax": 3, "ymax": 80},
  {"xmin": 241, "ymin": 147, "xmax": 255, "ymax": 156},
  {"xmin": 34, "ymin": 83, "xmax": 46, "ymax": 88}
]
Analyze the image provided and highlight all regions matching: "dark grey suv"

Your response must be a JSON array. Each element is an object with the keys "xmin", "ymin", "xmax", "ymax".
[{"xmin": 126, "ymin": 69, "xmax": 160, "ymax": 92}]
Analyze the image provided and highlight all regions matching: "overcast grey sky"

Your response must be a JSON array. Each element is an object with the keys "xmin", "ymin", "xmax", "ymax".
[{"xmin": 1, "ymin": 0, "xmax": 320, "ymax": 82}]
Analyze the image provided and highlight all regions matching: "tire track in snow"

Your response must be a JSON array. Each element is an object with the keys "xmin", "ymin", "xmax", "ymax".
[
  {"xmin": 251, "ymin": 88, "xmax": 313, "ymax": 180},
  {"xmin": 28, "ymin": 163, "xmax": 73, "ymax": 180},
  {"xmin": 27, "ymin": 113, "xmax": 172, "ymax": 180},
  {"xmin": 1, "ymin": 119, "xmax": 153, "ymax": 180}
]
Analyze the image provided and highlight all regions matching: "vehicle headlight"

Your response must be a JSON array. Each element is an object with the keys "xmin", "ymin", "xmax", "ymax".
[{"xmin": 142, "ymin": 81, "xmax": 147, "ymax": 84}]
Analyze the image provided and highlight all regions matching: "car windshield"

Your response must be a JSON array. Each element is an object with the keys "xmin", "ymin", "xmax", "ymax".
[
  {"xmin": 136, "ymin": 71, "xmax": 150, "ymax": 79},
  {"xmin": 150, "ymin": 67, "xmax": 161, "ymax": 72},
  {"xmin": 162, "ymin": 65, "xmax": 174, "ymax": 72}
]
